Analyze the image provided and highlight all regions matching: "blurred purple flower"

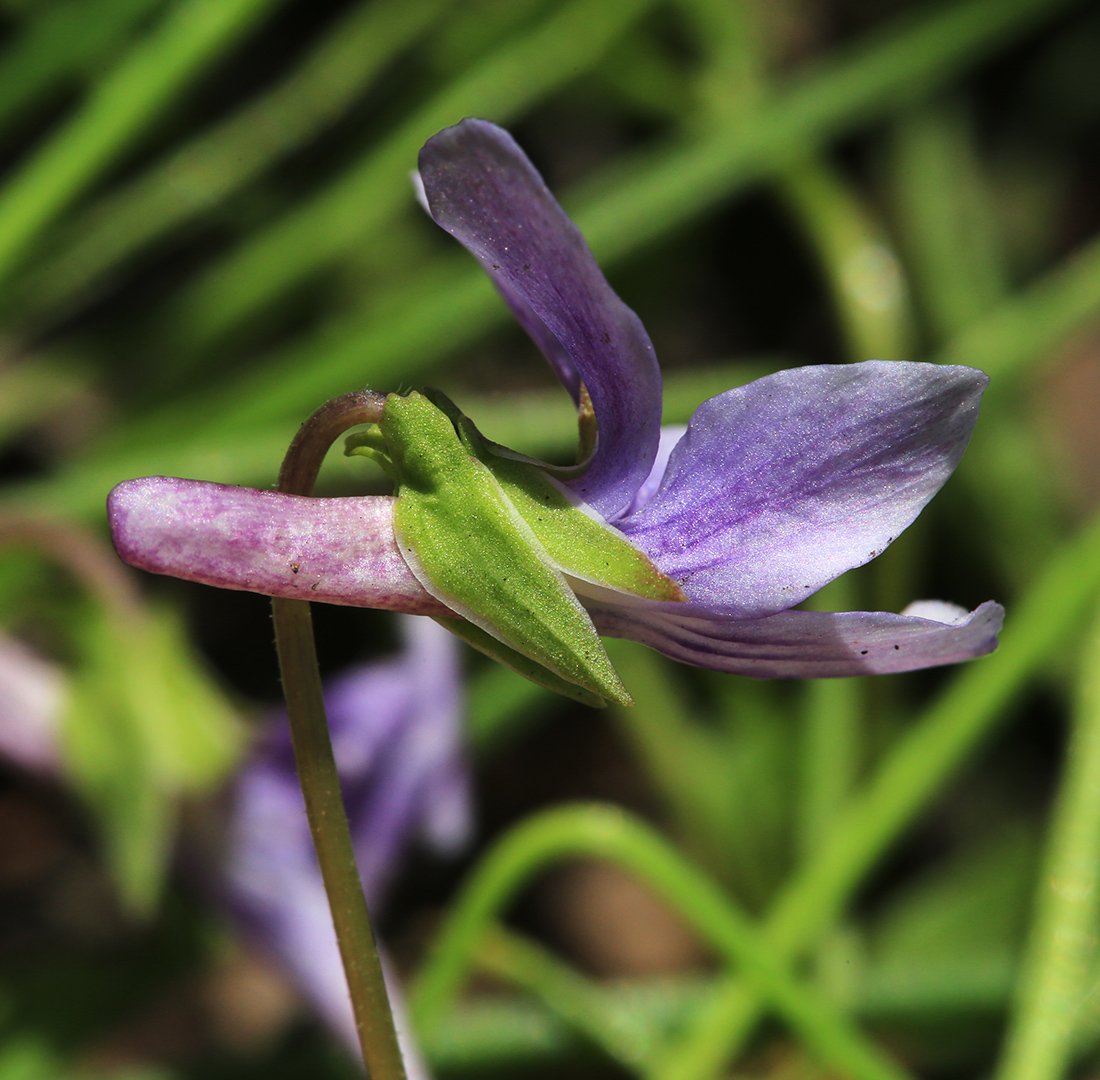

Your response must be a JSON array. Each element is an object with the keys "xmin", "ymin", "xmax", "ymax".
[
  {"xmin": 223, "ymin": 614, "xmax": 470, "ymax": 1062},
  {"xmin": 108, "ymin": 119, "xmax": 1002, "ymax": 679},
  {"xmin": 0, "ymin": 624, "xmax": 468, "ymax": 1071},
  {"xmin": 0, "ymin": 635, "xmax": 65, "ymax": 776}
]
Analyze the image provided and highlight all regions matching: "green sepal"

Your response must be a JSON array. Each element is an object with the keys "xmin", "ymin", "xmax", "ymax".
[
  {"xmin": 358, "ymin": 390, "xmax": 633, "ymax": 706},
  {"xmin": 424, "ymin": 389, "xmax": 686, "ymax": 604},
  {"xmin": 345, "ymin": 424, "xmax": 394, "ymax": 476},
  {"xmin": 434, "ymin": 616, "xmax": 611, "ymax": 708}
]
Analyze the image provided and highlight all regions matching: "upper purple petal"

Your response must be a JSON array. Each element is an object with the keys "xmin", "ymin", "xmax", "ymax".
[
  {"xmin": 589, "ymin": 598, "xmax": 1004, "ymax": 678},
  {"xmin": 418, "ymin": 118, "xmax": 662, "ymax": 518},
  {"xmin": 618, "ymin": 362, "xmax": 988, "ymax": 616},
  {"xmin": 108, "ymin": 477, "xmax": 450, "ymax": 615}
]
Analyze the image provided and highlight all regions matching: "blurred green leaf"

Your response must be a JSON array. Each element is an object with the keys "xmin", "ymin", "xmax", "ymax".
[
  {"xmin": 866, "ymin": 825, "xmax": 1037, "ymax": 1013},
  {"xmin": 0, "ymin": 0, "xmax": 282, "ymax": 284},
  {"xmin": 164, "ymin": 0, "xmax": 659, "ymax": 351},
  {"xmin": 609, "ymin": 639, "xmax": 797, "ymax": 910},
  {"xmin": 61, "ymin": 603, "xmax": 243, "ymax": 914},
  {"xmin": 14, "ymin": 0, "xmax": 452, "ymax": 323},
  {"xmin": 0, "ymin": 355, "xmax": 90, "ymax": 447},
  {"xmin": 0, "ymin": 0, "xmax": 168, "ymax": 137},
  {"xmin": 891, "ymin": 101, "xmax": 1011, "ymax": 343}
]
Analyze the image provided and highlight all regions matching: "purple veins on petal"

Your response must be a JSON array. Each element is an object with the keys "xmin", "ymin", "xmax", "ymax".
[
  {"xmin": 418, "ymin": 118, "xmax": 662, "ymax": 519},
  {"xmin": 618, "ymin": 362, "xmax": 989, "ymax": 617},
  {"xmin": 590, "ymin": 599, "xmax": 1004, "ymax": 679},
  {"xmin": 107, "ymin": 476, "xmax": 448, "ymax": 615}
]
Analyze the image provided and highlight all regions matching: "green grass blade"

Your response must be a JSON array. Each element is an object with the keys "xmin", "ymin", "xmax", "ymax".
[{"xmin": 0, "ymin": 0, "xmax": 280, "ymax": 284}]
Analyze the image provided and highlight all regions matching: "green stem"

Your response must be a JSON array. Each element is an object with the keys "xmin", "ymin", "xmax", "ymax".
[
  {"xmin": 411, "ymin": 803, "xmax": 913, "ymax": 1080},
  {"xmin": 271, "ymin": 390, "xmax": 407, "ymax": 1080},
  {"xmin": 994, "ymin": 603, "xmax": 1100, "ymax": 1080},
  {"xmin": 473, "ymin": 922, "xmax": 651, "ymax": 1072}
]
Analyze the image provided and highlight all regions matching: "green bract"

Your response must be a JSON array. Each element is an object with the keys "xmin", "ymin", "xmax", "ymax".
[{"xmin": 346, "ymin": 390, "xmax": 685, "ymax": 707}]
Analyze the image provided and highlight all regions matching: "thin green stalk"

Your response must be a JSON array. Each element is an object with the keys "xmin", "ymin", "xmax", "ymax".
[
  {"xmin": 652, "ymin": 507, "xmax": 1100, "ymax": 1080},
  {"xmin": 271, "ymin": 390, "xmax": 407, "ymax": 1080},
  {"xmin": 272, "ymin": 600, "xmax": 406, "ymax": 1080},
  {"xmin": 994, "ymin": 603, "xmax": 1100, "ymax": 1080},
  {"xmin": 474, "ymin": 922, "xmax": 652, "ymax": 1072},
  {"xmin": 0, "ymin": 0, "xmax": 277, "ymax": 284},
  {"xmin": 411, "ymin": 804, "xmax": 914, "ymax": 1080}
]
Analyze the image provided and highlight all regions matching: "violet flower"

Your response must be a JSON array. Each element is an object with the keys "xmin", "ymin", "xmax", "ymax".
[
  {"xmin": 0, "ymin": 635, "xmax": 66, "ymax": 776},
  {"xmin": 108, "ymin": 118, "xmax": 1002, "ymax": 682},
  {"xmin": 223, "ymin": 615, "xmax": 470, "ymax": 1061}
]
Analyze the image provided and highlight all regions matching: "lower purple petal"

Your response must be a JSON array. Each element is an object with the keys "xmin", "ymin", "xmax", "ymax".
[
  {"xmin": 107, "ymin": 477, "xmax": 449, "ymax": 615},
  {"xmin": 588, "ymin": 598, "xmax": 1004, "ymax": 678}
]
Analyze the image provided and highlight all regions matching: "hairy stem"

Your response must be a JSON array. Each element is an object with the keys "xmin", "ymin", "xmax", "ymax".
[{"xmin": 272, "ymin": 390, "xmax": 407, "ymax": 1079}]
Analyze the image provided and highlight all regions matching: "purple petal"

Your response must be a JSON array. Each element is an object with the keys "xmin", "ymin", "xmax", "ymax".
[
  {"xmin": 621, "ymin": 424, "xmax": 687, "ymax": 518},
  {"xmin": 589, "ymin": 599, "xmax": 1004, "ymax": 678},
  {"xmin": 619, "ymin": 362, "xmax": 988, "ymax": 616},
  {"xmin": 107, "ymin": 477, "xmax": 449, "ymax": 615},
  {"xmin": 344, "ymin": 617, "xmax": 472, "ymax": 903},
  {"xmin": 0, "ymin": 637, "xmax": 65, "ymax": 775},
  {"xmin": 418, "ymin": 118, "xmax": 662, "ymax": 518}
]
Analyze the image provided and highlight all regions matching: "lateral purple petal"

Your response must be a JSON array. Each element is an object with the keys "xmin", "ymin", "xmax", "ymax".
[
  {"xmin": 107, "ymin": 477, "xmax": 449, "ymax": 615},
  {"xmin": 418, "ymin": 118, "xmax": 662, "ymax": 518},
  {"xmin": 619, "ymin": 362, "xmax": 988, "ymax": 616},
  {"xmin": 589, "ymin": 599, "xmax": 1005, "ymax": 678}
]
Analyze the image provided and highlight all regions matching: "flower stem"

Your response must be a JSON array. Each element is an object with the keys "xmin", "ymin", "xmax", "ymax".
[{"xmin": 271, "ymin": 391, "xmax": 407, "ymax": 1080}]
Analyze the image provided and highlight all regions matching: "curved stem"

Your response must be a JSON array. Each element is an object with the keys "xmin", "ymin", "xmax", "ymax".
[
  {"xmin": 411, "ymin": 802, "xmax": 911, "ymax": 1080},
  {"xmin": 0, "ymin": 516, "xmax": 142, "ymax": 623},
  {"xmin": 473, "ymin": 922, "xmax": 649, "ymax": 1071},
  {"xmin": 272, "ymin": 390, "xmax": 407, "ymax": 1080},
  {"xmin": 277, "ymin": 389, "xmax": 386, "ymax": 495}
]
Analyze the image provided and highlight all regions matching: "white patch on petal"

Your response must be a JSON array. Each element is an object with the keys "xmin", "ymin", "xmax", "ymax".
[
  {"xmin": 410, "ymin": 169, "xmax": 430, "ymax": 214},
  {"xmin": 620, "ymin": 424, "xmax": 687, "ymax": 519},
  {"xmin": 900, "ymin": 599, "xmax": 970, "ymax": 625}
]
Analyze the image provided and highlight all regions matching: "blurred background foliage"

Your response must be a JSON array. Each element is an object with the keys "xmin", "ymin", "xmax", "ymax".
[{"xmin": 1, "ymin": 0, "xmax": 1100, "ymax": 1076}]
